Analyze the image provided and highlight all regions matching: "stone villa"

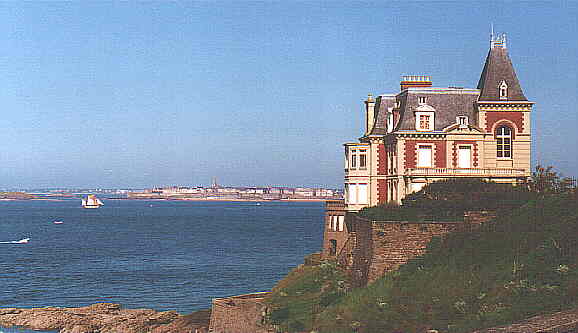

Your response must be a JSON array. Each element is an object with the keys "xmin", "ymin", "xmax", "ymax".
[{"xmin": 343, "ymin": 33, "xmax": 532, "ymax": 212}]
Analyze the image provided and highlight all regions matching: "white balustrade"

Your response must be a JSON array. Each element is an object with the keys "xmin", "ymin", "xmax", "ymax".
[{"xmin": 405, "ymin": 168, "xmax": 526, "ymax": 176}]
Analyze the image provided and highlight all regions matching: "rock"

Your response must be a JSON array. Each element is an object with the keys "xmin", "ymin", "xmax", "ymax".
[
  {"xmin": 62, "ymin": 324, "xmax": 97, "ymax": 333},
  {"xmin": 0, "ymin": 304, "xmax": 209, "ymax": 333}
]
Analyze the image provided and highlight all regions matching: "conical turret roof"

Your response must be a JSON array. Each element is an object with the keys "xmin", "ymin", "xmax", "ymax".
[{"xmin": 477, "ymin": 44, "xmax": 527, "ymax": 101}]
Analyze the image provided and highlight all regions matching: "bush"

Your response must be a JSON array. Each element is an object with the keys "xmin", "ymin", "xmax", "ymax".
[{"xmin": 360, "ymin": 178, "xmax": 536, "ymax": 221}]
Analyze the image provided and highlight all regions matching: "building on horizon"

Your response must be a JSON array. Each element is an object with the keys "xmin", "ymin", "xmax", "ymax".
[{"xmin": 342, "ymin": 33, "xmax": 533, "ymax": 212}]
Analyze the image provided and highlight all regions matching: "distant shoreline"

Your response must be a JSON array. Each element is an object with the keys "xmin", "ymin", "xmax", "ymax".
[
  {"xmin": 0, "ymin": 197, "xmax": 339, "ymax": 203},
  {"xmin": 116, "ymin": 197, "xmax": 335, "ymax": 202}
]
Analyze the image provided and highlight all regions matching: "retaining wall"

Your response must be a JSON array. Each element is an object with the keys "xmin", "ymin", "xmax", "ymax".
[{"xmin": 208, "ymin": 292, "xmax": 271, "ymax": 333}]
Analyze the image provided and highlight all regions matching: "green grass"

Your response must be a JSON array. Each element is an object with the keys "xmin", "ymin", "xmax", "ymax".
[
  {"xmin": 316, "ymin": 192, "xmax": 578, "ymax": 333},
  {"xmin": 267, "ymin": 192, "xmax": 578, "ymax": 333},
  {"xmin": 264, "ymin": 261, "xmax": 350, "ymax": 332}
]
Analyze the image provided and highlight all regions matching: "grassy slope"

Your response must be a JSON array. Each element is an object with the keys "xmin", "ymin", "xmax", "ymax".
[
  {"xmin": 266, "ymin": 192, "xmax": 578, "ymax": 333},
  {"xmin": 265, "ymin": 261, "xmax": 349, "ymax": 332},
  {"xmin": 316, "ymin": 193, "xmax": 578, "ymax": 333}
]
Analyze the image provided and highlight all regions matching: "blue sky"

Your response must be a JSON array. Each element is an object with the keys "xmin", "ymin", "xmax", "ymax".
[{"xmin": 0, "ymin": 2, "xmax": 576, "ymax": 189}]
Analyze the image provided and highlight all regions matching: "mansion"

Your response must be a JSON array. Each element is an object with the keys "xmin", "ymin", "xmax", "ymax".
[{"xmin": 343, "ymin": 34, "xmax": 533, "ymax": 211}]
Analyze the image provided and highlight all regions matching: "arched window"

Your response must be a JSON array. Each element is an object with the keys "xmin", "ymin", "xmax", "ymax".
[
  {"xmin": 496, "ymin": 125, "xmax": 512, "ymax": 158},
  {"xmin": 499, "ymin": 80, "xmax": 508, "ymax": 99}
]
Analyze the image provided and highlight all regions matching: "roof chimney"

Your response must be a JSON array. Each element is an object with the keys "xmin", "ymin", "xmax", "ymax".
[{"xmin": 400, "ymin": 75, "xmax": 432, "ymax": 91}]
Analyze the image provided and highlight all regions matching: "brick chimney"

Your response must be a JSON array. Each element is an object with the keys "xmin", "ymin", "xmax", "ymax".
[{"xmin": 400, "ymin": 75, "xmax": 432, "ymax": 91}]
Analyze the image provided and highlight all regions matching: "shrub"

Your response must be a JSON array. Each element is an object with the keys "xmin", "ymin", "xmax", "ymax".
[{"xmin": 360, "ymin": 178, "xmax": 536, "ymax": 221}]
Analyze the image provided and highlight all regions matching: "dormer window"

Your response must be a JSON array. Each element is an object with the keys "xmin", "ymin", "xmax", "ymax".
[
  {"xmin": 419, "ymin": 115, "xmax": 431, "ymax": 129},
  {"xmin": 499, "ymin": 80, "xmax": 508, "ymax": 99},
  {"xmin": 457, "ymin": 116, "xmax": 468, "ymax": 128},
  {"xmin": 414, "ymin": 104, "xmax": 436, "ymax": 131},
  {"xmin": 418, "ymin": 96, "xmax": 427, "ymax": 104}
]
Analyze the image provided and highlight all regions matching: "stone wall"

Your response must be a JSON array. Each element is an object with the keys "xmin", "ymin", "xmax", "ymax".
[
  {"xmin": 365, "ymin": 220, "xmax": 463, "ymax": 282},
  {"xmin": 208, "ymin": 292, "xmax": 272, "ymax": 333},
  {"xmin": 343, "ymin": 211, "xmax": 496, "ymax": 285}
]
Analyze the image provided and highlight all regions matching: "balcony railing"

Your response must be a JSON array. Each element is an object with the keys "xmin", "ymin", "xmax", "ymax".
[
  {"xmin": 405, "ymin": 168, "xmax": 527, "ymax": 177},
  {"xmin": 325, "ymin": 199, "xmax": 346, "ymax": 211}
]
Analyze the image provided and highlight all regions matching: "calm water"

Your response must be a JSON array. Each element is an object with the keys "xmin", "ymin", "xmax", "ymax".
[{"xmin": 0, "ymin": 199, "xmax": 323, "ymax": 321}]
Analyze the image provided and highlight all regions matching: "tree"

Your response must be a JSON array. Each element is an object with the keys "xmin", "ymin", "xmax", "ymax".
[{"xmin": 529, "ymin": 165, "xmax": 576, "ymax": 195}]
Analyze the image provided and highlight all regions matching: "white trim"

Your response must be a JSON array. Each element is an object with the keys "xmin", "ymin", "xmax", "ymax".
[
  {"xmin": 458, "ymin": 145, "xmax": 472, "ymax": 168},
  {"xmin": 417, "ymin": 144, "xmax": 434, "ymax": 168},
  {"xmin": 499, "ymin": 80, "xmax": 508, "ymax": 100},
  {"xmin": 415, "ymin": 111, "xmax": 435, "ymax": 131}
]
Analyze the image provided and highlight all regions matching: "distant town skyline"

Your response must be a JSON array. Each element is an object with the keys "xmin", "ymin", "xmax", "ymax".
[{"xmin": 1, "ymin": 2, "xmax": 577, "ymax": 188}]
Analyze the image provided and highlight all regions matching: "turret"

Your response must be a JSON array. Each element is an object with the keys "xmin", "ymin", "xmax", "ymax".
[{"xmin": 477, "ymin": 33, "xmax": 527, "ymax": 102}]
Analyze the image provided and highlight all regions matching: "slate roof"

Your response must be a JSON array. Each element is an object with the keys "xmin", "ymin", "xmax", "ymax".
[
  {"xmin": 368, "ymin": 95, "xmax": 395, "ymax": 135},
  {"xmin": 395, "ymin": 88, "xmax": 480, "ymax": 131},
  {"xmin": 477, "ymin": 47, "xmax": 527, "ymax": 101}
]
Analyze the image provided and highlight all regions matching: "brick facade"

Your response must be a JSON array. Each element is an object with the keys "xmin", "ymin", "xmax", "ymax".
[
  {"xmin": 377, "ymin": 144, "xmax": 387, "ymax": 175},
  {"xmin": 452, "ymin": 140, "xmax": 480, "ymax": 168},
  {"xmin": 404, "ymin": 140, "xmax": 447, "ymax": 169},
  {"xmin": 485, "ymin": 111, "xmax": 525, "ymax": 134},
  {"xmin": 377, "ymin": 179, "xmax": 387, "ymax": 204}
]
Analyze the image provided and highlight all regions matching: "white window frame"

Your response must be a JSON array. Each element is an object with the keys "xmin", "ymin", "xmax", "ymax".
[
  {"xmin": 359, "ymin": 149, "xmax": 367, "ymax": 169},
  {"xmin": 496, "ymin": 125, "xmax": 513, "ymax": 159},
  {"xmin": 499, "ymin": 80, "xmax": 508, "ymax": 100},
  {"xmin": 457, "ymin": 145, "xmax": 472, "ymax": 168},
  {"xmin": 338, "ymin": 216, "xmax": 344, "ymax": 231},
  {"xmin": 415, "ymin": 111, "xmax": 434, "ymax": 131},
  {"xmin": 350, "ymin": 149, "xmax": 357, "ymax": 169},
  {"xmin": 357, "ymin": 183, "xmax": 368, "ymax": 204},
  {"xmin": 418, "ymin": 96, "xmax": 427, "ymax": 104},
  {"xmin": 348, "ymin": 184, "xmax": 358, "ymax": 204},
  {"xmin": 457, "ymin": 116, "xmax": 469, "ymax": 128},
  {"xmin": 417, "ymin": 144, "xmax": 434, "ymax": 168}
]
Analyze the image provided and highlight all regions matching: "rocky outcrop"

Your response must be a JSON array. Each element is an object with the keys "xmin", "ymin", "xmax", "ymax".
[{"xmin": 0, "ymin": 303, "xmax": 210, "ymax": 333}]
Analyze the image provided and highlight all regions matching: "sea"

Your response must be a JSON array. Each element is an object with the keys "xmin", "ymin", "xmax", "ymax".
[{"xmin": 0, "ymin": 198, "xmax": 324, "ymax": 333}]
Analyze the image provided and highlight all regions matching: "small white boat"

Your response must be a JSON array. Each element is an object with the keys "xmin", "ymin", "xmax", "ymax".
[
  {"xmin": 0, "ymin": 238, "xmax": 30, "ymax": 244},
  {"xmin": 53, "ymin": 221, "xmax": 64, "ymax": 224}
]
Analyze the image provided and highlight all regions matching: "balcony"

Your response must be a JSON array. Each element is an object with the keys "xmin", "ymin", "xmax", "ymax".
[
  {"xmin": 405, "ymin": 168, "xmax": 527, "ymax": 177},
  {"xmin": 325, "ymin": 199, "xmax": 346, "ymax": 211}
]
